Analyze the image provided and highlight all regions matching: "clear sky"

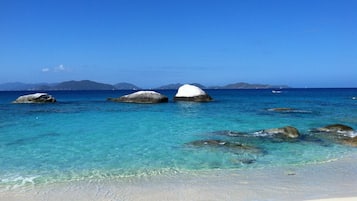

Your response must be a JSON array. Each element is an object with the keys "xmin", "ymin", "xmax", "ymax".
[{"xmin": 0, "ymin": 0, "xmax": 356, "ymax": 88}]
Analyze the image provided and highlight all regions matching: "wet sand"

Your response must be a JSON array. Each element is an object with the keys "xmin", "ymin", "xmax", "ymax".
[{"xmin": 1, "ymin": 154, "xmax": 357, "ymax": 201}]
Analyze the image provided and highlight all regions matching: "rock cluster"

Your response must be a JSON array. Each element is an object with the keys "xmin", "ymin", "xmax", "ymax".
[
  {"xmin": 310, "ymin": 124, "xmax": 357, "ymax": 147},
  {"xmin": 261, "ymin": 126, "xmax": 300, "ymax": 139},
  {"xmin": 185, "ymin": 124, "xmax": 356, "ymax": 166},
  {"xmin": 107, "ymin": 84, "xmax": 213, "ymax": 103}
]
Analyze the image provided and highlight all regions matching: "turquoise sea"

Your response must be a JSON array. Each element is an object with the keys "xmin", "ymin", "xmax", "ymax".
[{"xmin": 1, "ymin": 89, "xmax": 357, "ymax": 189}]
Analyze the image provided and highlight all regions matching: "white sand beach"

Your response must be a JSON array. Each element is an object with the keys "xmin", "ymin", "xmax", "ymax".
[
  {"xmin": 307, "ymin": 198, "xmax": 357, "ymax": 201},
  {"xmin": 1, "ymin": 153, "xmax": 357, "ymax": 201}
]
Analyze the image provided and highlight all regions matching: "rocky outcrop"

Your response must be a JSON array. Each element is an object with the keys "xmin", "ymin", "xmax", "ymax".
[
  {"xmin": 259, "ymin": 126, "xmax": 300, "ymax": 139},
  {"xmin": 12, "ymin": 93, "xmax": 56, "ymax": 103},
  {"xmin": 107, "ymin": 91, "xmax": 168, "ymax": 104},
  {"xmin": 174, "ymin": 84, "xmax": 212, "ymax": 102},
  {"xmin": 340, "ymin": 136, "xmax": 357, "ymax": 147},
  {"xmin": 311, "ymin": 124, "xmax": 353, "ymax": 133},
  {"xmin": 310, "ymin": 124, "xmax": 357, "ymax": 147}
]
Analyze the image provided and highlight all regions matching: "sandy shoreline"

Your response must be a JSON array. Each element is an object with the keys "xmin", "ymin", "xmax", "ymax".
[{"xmin": 1, "ymin": 155, "xmax": 357, "ymax": 201}]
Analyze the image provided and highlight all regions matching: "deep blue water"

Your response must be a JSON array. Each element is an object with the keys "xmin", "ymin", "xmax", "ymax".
[{"xmin": 0, "ymin": 89, "xmax": 357, "ymax": 188}]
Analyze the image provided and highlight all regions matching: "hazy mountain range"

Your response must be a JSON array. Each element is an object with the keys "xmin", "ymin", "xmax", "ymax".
[{"xmin": 0, "ymin": 80, "xmax": 289, "ymax": 91}]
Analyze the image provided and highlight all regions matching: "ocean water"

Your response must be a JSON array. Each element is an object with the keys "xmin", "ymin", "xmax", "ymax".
[{"xmin": 0, "ymin": 89, "xmax": 357, "ymax": 189}]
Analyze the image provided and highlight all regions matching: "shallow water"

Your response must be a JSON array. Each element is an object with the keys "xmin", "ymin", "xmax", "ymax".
[{"xmin": 0, "ymin": 89, "xmax": 356, "ymax": 188}]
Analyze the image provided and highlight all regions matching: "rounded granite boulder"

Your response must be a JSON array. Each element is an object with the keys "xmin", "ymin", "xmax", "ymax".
[
  {"xmin": 107, "ymin": 91, "xmax": 168, "ymax": 104},
  {"xmin": 173, "ymin": 84, "xmax": 212, "ymax": 102},
  {"xmin": 12, "ymin": 93, "xmax": 56, "ymax": 103}
]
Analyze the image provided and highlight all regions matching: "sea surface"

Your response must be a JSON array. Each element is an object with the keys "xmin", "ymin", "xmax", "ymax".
[{"xmin": 1, "ymin": 88, "xmax": 357, "ymax": 189}]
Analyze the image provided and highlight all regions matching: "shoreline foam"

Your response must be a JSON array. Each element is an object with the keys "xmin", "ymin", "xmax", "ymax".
[{"xmin": 1, "ymin": 154, "xmax": 357, "ymax": 201}]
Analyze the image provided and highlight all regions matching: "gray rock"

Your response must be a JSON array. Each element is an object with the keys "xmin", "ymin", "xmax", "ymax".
[
  {"xmin": 340, "ymin": 136, "xmax": 357, "ymax": 147},
  {"xmin": 261, "ymin": 126, "xmax": 300, "ymax": 139},
  {"xmin": 107, "ymin": 91, "xmax": 168, "ymax": 104},
  {"xmin": 310, "ymin": 124, "xmax": 357, "ymax": 147},
  {"xmin": 312, "ymin": 124, "xmax": 353, "ymax": 133},
  {"xmin": 12, "ymin": 93, "xmax": 56, "ymax": 103}
]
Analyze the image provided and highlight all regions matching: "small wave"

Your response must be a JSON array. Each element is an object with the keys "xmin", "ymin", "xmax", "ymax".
[
  {"xmin": 0, "ymin": 175, "xmax": 39, "ymax": 190},
  {"xmin": 252, "ymin": 131, "xmax": 271, "ymax": 137},
  {"xmin": 342, "ymin": 131, "xmax": 357, "ymax": 138}
]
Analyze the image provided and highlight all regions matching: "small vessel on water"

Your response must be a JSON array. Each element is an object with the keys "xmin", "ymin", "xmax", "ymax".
[{"xmin": 272, "ymin": 90, "xmax": 282, "ymax": 94}]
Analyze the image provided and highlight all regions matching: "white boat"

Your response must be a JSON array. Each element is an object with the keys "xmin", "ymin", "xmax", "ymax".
[{"xmin": 272, "ymin": 90, "xmax": 282, "ymax": 94}]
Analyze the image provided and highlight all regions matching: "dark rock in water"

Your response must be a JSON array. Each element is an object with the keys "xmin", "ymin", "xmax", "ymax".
[
  {"xmin": 340, "ymin": 136, "xmax": 357, "ymax": 147},
  {"xmin": 107, "ymin": 91, "xmax": 168, "ymax": 104},
  {"xmin": 174, "ymin": 84, "xmax": 212, "ymax": 102},
  {"xmin": 267, "ymin": 108, "xmax": 312, "ymax": 114},
  {"xmin": 12, "ymin": 93, "xmax": 56, "ymax": 103},
  {"xmin": 261, "ymin": 126, "xmax": 300, "ymax": 139},
  {"xmin": 186, "ymin": 139, "xmax": 263, "ymax": 154},
  {"xmin": 267, "ymin": 108, "xmax": 296, "ymax": 112},
  {"xmin": 239, "ymin": 158, "xmax": 256, "ymax": 164},
  {"xmin": 210, "ymin": 130, "xmax": 249, "ymax": 137},
  {"xmin": 310, "ymin": 124, "xmax": 357, "ymax": 147},
  {"xmin": 299, "ymin": 135, "xmax": 332, "ymax": 147},
  {"xmin": 313, "ymin": 133, "xmax": 357, "ymax": 147},
  {"xmin": 187, "ymin": 139, "xmax": 233, "ymax": 147},
  {"xmin": 312, "ymin": 124, "xmax": 353, "ymax": 133}
]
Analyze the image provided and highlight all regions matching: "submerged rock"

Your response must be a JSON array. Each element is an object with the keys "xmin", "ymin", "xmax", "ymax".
[
  {"xmin": 107, "ymin": 91, "xmax": 168, "ymax": 104},
  {"xmin": 267, "ymin": 108, "xmax": 312, "ymax": 114},
  {"xmin": 340, "ymin": 136, "xmax": 357, "ymax": 147},
  {"xmin": 174, "ymin": 84, "xmax": 212, "ymax": 102},
  {"xmin": 267, "ymin": 108, "xmax": 296, "ymax": 112},
  {"xmin": 312, "ymin": 124, "xmax": 353, "ymax": 133},
  {"xmin": 12, "ymin": 93, "xmax": 56, "ymax": 103},
  {"xmin": 310, "ymin": 124, "xmax": 357, "ymax": 147},
  {"xmin": 260, "ymin": 126, "xmax": 300, "ymax": 139},
  {"xmin": 186, "ymin": 139, "xmax": 263, "ymax": 154},
  {"xmin": 209, "ymin": 130, "xmax": 249, "ymax": 137}
]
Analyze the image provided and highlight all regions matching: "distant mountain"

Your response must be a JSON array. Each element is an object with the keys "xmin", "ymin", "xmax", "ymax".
[
  {"xmin": 0, "ymin": 80, "xmax": 290, "ymax": 91},
  {"xmin": 52, "ymin": 80, "xmax": 116, "ymax": 90},
  {"xmin": 217, "ymin": 82, "xmax": 289, "ymax": 89},
  {"xmin": 156, "ymin": 83, "xmax": 182, "ymax": 90},
  {"xmin": 0, "ymin": 82, "xmax": 53, "ymax": 91},
  {"xmin": 114, "ymin": 82, "xmax": 141, "ymax": 90}
]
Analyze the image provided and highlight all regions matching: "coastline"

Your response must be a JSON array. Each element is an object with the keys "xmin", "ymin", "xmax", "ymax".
[{"xmin": 1, "ymin": 153, "xmax": 357, "ymax": 201}]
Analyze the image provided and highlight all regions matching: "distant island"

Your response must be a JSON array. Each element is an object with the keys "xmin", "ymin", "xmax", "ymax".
[{"xmin": 0, "ymin": 80, "xmax": 289, "ymax": 91}]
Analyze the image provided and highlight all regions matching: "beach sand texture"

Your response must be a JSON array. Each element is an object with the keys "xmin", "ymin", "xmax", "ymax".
[{"xmin": 1, "ymin": 154, "xmax": 357, "ymax": 201}]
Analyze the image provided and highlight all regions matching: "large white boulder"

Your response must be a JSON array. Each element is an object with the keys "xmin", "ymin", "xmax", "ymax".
[
  {"xmin": 174, "ymin": 84, "xmax": 212, "ymax": 102},
  {"xmin": 13, "ymin": 93, "xmax": 56, "ymax": 103},
  {"xmin": 107, "ymin": 91, "xmax": 168, "ymax": 103}
]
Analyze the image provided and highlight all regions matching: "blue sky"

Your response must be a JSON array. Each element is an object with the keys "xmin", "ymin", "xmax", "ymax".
[{"xmin": 0, "ymin": 0, "xmax": 356, "ymax": 88}]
